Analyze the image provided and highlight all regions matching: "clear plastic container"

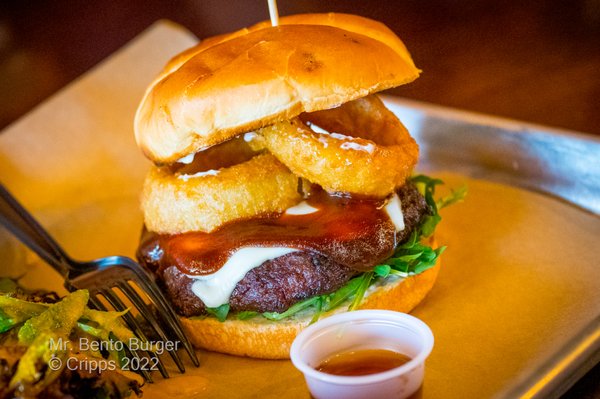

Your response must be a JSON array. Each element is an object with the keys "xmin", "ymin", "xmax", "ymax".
[{"xmin": 290, "ymin": 310, "xmax": 434, "ymax": 399}]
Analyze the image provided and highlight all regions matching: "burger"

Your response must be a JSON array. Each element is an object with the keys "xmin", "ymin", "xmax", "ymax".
[{"xmin": 134, "ymin": 13, "xmax": 449, "ymax": 359}]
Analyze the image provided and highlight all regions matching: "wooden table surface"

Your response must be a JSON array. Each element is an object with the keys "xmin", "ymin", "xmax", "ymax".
[{"xmin": 0, "ymin": 1, "xmax": 599, "ymax": 397}]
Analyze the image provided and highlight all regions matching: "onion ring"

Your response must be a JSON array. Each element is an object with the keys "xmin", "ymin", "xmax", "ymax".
[
  {"xmin": 256, "ymin": 95, "xmax": 418, "ymax": 197},
  {"xmin": 171, "ymin": 133, "xmax": 262, "ymax": 173},
  {"xmin": 142, "ymin": 153, "xmax": 301, "ymax": 234}
]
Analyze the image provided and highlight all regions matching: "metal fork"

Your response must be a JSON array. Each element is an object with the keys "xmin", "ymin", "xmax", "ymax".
[{"xmin": 0, "ymin": 183, "xmax": 199, "ymax": 381}]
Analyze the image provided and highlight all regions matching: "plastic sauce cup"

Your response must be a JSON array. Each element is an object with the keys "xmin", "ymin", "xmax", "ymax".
[{"xmin": 290, "ymin": 310, "xmax": 434, "ymax": 399}]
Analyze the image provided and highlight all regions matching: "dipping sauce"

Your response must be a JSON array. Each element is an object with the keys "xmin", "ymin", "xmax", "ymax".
[{"xmin": 316, "ymin": 349, "xmax": 412, "ymax": 376}]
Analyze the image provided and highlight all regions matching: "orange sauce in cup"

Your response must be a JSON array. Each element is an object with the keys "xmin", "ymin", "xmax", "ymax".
[{"xmin": 316, "ymin": 349, "xmax": 411, "ymax": 376}]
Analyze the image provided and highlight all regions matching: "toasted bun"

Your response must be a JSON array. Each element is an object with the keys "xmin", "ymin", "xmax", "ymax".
[
  {"xmin": 180, "ymin": 245, "xmax": 440, "ymax": 359},
  {"xmin": 134, "ymin": 13, "xmax": 420, "ymax": 164}
]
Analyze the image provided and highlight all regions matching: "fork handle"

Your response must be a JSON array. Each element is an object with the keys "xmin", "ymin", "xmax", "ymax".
[{"xmin": 0, "ymin": 183, "xmax": 71, "ymax": 277}]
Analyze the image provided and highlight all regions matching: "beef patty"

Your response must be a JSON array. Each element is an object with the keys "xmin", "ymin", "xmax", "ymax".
[{"xmin": 138, "ymin": 182, "xmax": 430, "ymax": 316}]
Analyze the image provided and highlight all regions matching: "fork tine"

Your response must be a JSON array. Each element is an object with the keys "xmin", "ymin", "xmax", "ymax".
[
  {"xmin": 125, "ymin": 264, "xmax": 199, "ymax": 367},
  {"xmin": 97, "ymin": 288, "xmax": 171, "ymax": 379},
  {"xmin": 116, "ymin": 281, "xmax": 186, "ymax": 373},
  {"xmin": 88, "ymin": 295, "xmax": 108, "ymax": 311},
  {"xmin": 0, "ymin": 183, "xmax": 195, "ymax": 379},
  {"xmin": 95, "ymin": 290, "xmax": 155, "ymax": 382},
  {"xmin": 123, "ymin": 342, "xmax": 155, "ymax": 383},
  {"xmin": 97, "ymin": 288, "xmax": 149, "ymax": 343},
  {"xmin": 99, "ymin": 288, "xmax": 169, "ymax": 379}
]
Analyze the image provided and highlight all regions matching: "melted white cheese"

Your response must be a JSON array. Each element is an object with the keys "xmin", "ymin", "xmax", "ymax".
[
  {"xmin": 285, "ymin": 201, "xmax": 319, "ymax": 215},
  {"xmin": 329, "ymin": 132, "xmax": 354, "ymax": 140},
  {"xmin": 244, "ymin": 132, "xmax": 258, "ymax": 142},
  {"xmin": 189, "ymin": 247, "xmax": 297, "ymax": 307},
  {"xmin": 177, "ymin": 152, "xmax": 196, "ymax": 164},
  {"xmin": 384, "ymin": 193, "xmax": 405, "ymax": 232},
  {"xmin": 307, "ymin": 122, "xmax": 330, "ymax": 134},
  {"xmin": 340, "ymin": 141, "xmax": 375, "ymax": 153},
  {"xmin": 177, "ymin": 169, "xmax": 220, "ymax": 181},
  {"xmin": 309, "ymin": 124, "xmax": 374, "ymax": 153}
]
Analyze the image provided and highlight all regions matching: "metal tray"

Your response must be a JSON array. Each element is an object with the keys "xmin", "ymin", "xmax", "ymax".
[
  {"xmin": 384, "ymin": 96, "xmax": 600, "ymax": 216},
  {"xmin": 383, "ymin": 96, "xmax": 600, "ymax": 398},
  {"xmin": 0, "ymin": 22, "xmax": 598, "ymax": 399}
]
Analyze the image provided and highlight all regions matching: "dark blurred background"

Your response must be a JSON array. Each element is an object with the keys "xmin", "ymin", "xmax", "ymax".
[
  {"xmin": 0, "ymin": 1, "xmax": 599, "ymax": 397},
  {"xmin": 0, "ymin": 0, "xmax": 599, "ymax": 135}
]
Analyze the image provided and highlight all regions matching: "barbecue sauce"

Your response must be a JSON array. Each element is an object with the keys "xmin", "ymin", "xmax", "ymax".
[{"xmin": 138, "ymin": 190, "xmax": 396, "ymax": 276}]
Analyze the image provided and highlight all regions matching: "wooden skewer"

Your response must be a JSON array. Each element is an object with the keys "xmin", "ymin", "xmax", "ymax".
[{"xmin": 268, "ymin": 0, "xmax": 279, "ymax": 26}]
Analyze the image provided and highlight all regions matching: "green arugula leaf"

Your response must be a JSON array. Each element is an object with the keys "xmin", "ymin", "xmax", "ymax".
[
  {"xmin": 437, "ymin": 185, "xmax": 467, "ymax": 210},
  {"xmin": 411, "ymin": 175, "xmax": 443, "ymax": 212},
  {"xmin": 387, "ymin": 258, "xmax": 409, "ymax": 273},
  {"xmin": 414, "ymin": 247, "xmax": 446, "ymax": 273},
  {"xmin": 411, "ymin": 174, "xmax": 448, "ymax": 236},
  {"xmin": 373, "ymin": 265, "xmax": 391, "ymax": 278},
  {"xmin": 349, "ymin": 272, "xmax": 374, "ymax": 311},
  {"xmin": 380, "ymin": 230, "xmax": 445, "ymax": 277},
  {"xmin": 236, "ymin": 311, "xmax": 258, "ymax": 320},
  {"xmin": 263, "ymin": 296, "xmax": 320, "ymax": 321},
  {"xmin": 324, "ymin": 276, "xmax": 363, "ymax": 311},
  {"xmin": 205, "ymin": 303, "xmax": 230, "ymax": 322},
  {"xmin": 419, "ymin": 214, "xmax": 441, "ymax": 237},
  {"xmin": 411, "ymin": 175, "xmax": 444, "ymax": 188},
  {"xmin": 310, "ymin": 297, "xmax": 324, "ymax": 325}
]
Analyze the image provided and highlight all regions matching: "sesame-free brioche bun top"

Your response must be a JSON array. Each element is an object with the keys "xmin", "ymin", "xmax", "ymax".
[{"xmin": 134, "ymin": 13, "xmax": 420, "ymax": 164}]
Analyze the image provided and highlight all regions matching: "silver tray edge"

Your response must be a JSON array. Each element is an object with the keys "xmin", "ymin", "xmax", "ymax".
[
  {"xmin": 383, "ymin": 95, "xmax": 600, "ymax": 398},
  {"xmin": 383, "ymin": 96, "xmax": 600, "ymax": 216}
]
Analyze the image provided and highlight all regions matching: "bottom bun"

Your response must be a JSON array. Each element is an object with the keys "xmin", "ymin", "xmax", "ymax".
[{"xmin": 180, "ymin": 240, "xmax": 440, "ymax": 359}]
